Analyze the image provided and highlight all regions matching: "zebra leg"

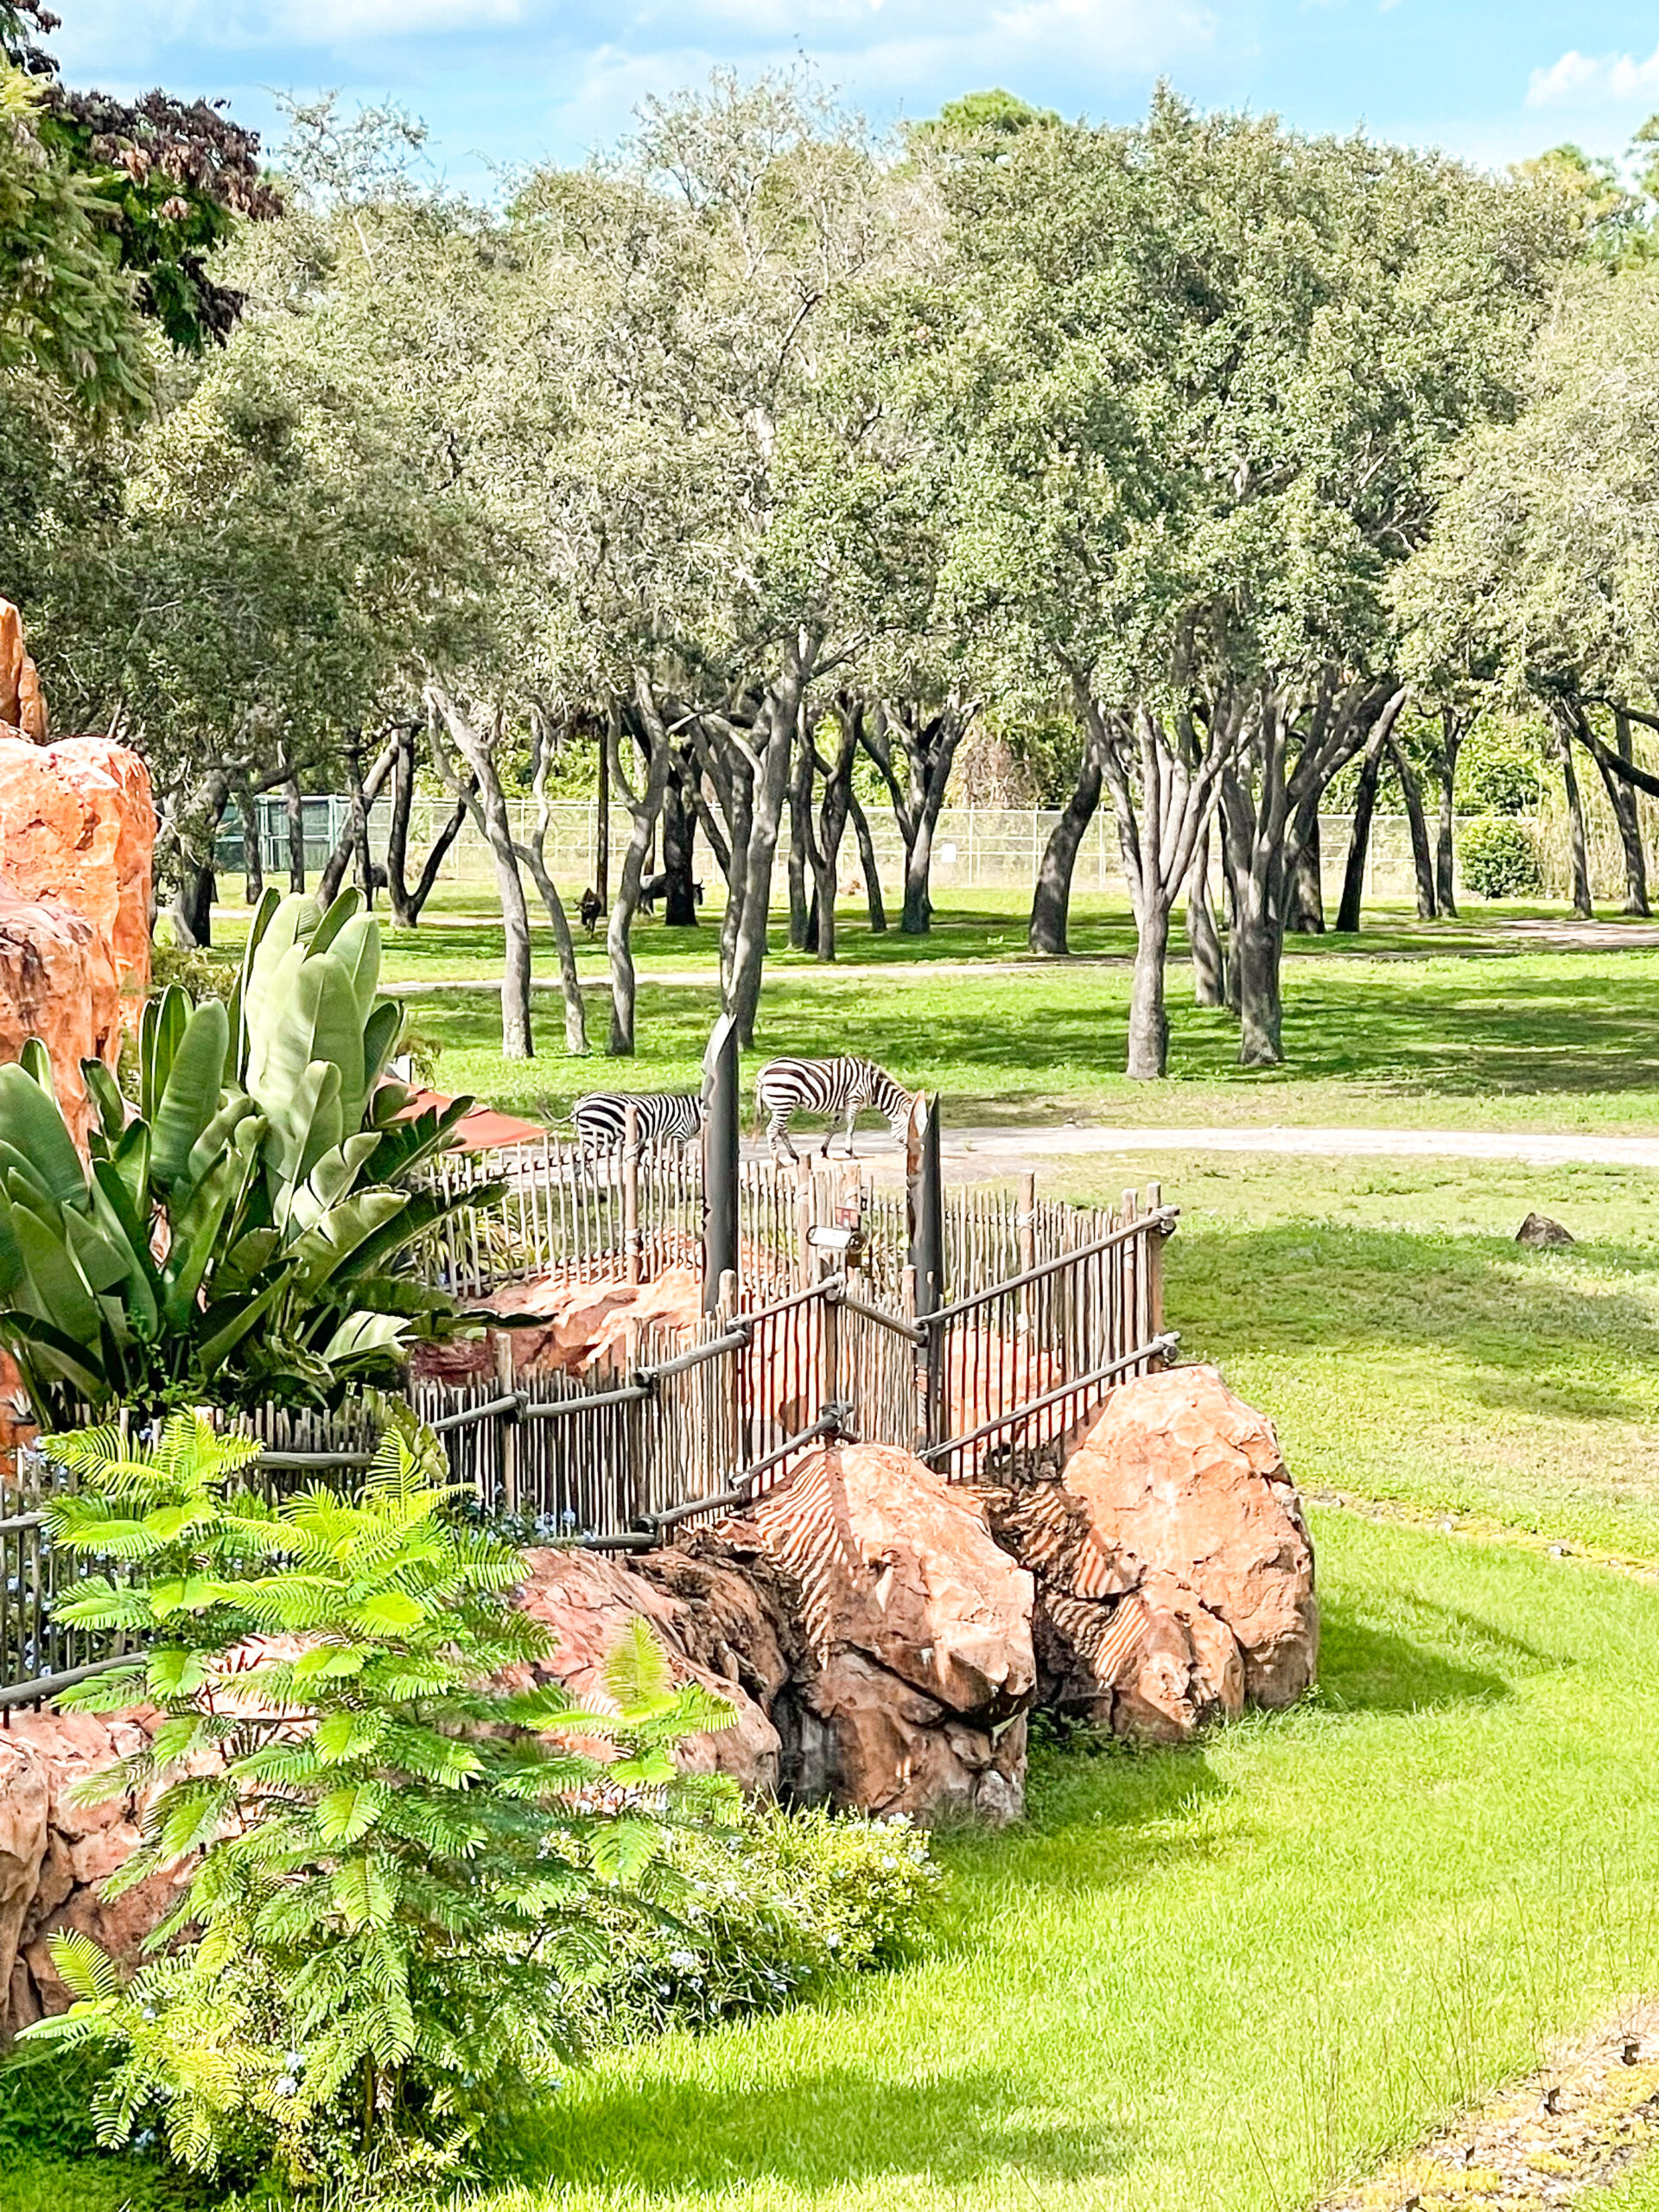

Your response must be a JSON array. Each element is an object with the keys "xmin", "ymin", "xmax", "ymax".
[
  {"xmin": 842, "ymin": 1101, "xmax": 858, "ymax": 1157},
  {"xmin": 767, "ymin": 1108, "xmax": 798, "ymax": 1165}
]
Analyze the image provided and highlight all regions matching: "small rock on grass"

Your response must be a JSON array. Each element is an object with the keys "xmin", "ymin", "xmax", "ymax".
[{"xmin": 1516, "ymin": 1212, "xmax": 1575, "ymax": 1249}]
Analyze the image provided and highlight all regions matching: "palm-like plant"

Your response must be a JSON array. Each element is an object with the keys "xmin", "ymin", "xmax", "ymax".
[{"xmin": 0, "ymin": 887, "xmax": 484, "ymax": 1422}]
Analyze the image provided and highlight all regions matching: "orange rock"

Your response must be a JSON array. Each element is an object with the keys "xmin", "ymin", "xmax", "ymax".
[
  {"xmin": 988, "ymin": 1364, "xmax": 1316, "ymax": 1742},
  {"xmin": 734, "ymin": 1441, "xmax": 1035, "ymax": 1824},
  {"xmin": 0, "ymin": 885, "xmax": 121, "ymax": 1147},
  {"xmin": 0, "ymin": 734, "xmax": 154, "ymax": 1003},
  {"xmin": 0, "ymin": 600, "xmax": 47, "ymax": 742},
  {"xmin": 512, "ymin": 1546, "xmax": 781, "ymax": 1791}
]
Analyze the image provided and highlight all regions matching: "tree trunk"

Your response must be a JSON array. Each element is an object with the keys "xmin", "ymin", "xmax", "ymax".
[
  {"xmin": 1435, "ymin": 709, "xmax": 1462, "ymax": 918},
  {"xmin": 1126, "ymin": 903, "xmax": 1172, "ymax": 1079},
  {"xmin": 1233, "ymin": 903, "xmax": 1284, "ymax": 1066},
  {"xmin": 236, "ymin": 779, "xmax": 264, "ymax": 908},
  {"xmin": 345, "ymin": 733, "xmax": 377, "ymax": 909},
  {"xmin": 848, "ymin": 789, "xmax": 887, "ymax": 931},
  {"xmin": 1560, "ymin": 722, "xmax": 1594, "ymax": 918},
  {"xmin": 1335, "ymin": 740, "xmax": 1383, "ymax": 932},
  {"xmin": 606, "ymin": 690, "xmax": 673, "ymax": 1057},
  {"xmin": 284, "ymin": 778, "xmax": 307, "ymax": 893},
  {"xmin": 786, "ymin": 733, "xmax": 812, "ymax": 950},
  {"xmin": 901, "ymin": 824, "xmax": 934, "ymax": 935},
  {"xmin": 660, "ymin": 764, "xmax": 700, "ymax": 926},
  {"xmin": 1028, "ymin": 733, "xmax": 1104, "ymax": 956},
  {"xmin": 426, "ymin": 690, "xmax": 534, "ymax": 1059},
  {"xmin": 1599, "ymin": 709, "xmax": 1649, "ymax": 917},
  {"xmin": 1388, "ymin": 738, "xmax": 1437, "ymax": 919},
  {"xmin": 594, "ymin": 725, "xmax": 610, "ymax": 907},
  {"xmin": 1283, "ymin": 795, "xmax": 1323, "ymax": 933},
  {"xmin": 169, "ymin": 772, "xmax": 230, "ymax": 949},
  {"xmin": 384, "ymin": 727, "xmax": 416, "ymax": 925},
  {"xmin": 731, "ymin": 660, "xmax": 810, "ymax": 1049},
  {"xmin": 319, "ymin": 736, "xmax": 396, "ymax": 905},
  {"xmin": 1186, "ymin": 819, "xmax": 1226, "ymax": 1007}
]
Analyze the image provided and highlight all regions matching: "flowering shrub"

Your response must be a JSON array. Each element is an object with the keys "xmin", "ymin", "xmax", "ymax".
[{"xmin": 576, "ymin": 1802, "xmax": 942, "ymax": 2042}]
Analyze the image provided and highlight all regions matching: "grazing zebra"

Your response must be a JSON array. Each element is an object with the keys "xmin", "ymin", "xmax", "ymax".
[
  {"xmin": 757, "ymin": 1056, "xmax": 914, "ymax": 1164},
  {"xmin": 569, "ymin": 1090, "xmax": 702, "ymax": 1153}
]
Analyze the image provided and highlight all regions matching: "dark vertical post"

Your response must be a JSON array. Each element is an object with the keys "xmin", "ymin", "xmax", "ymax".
[
  {"xmin": 702, "ymin": 1013, "xmax": 740, "ymax": 1313},
  {"xmin": 906, "ymin": 1092, "xmax": 945, "ymax": 1452},
  {"xmin": 595, "ymin": 720, "xmax": 611, "ymax": 908}
]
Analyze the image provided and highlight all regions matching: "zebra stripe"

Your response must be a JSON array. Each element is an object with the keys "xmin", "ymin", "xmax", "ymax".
[
  {"xmin": 569, "ymin": 1090, "xmax": 703, "ymax": 1152},
  {"xmin": 755, "ymin": 1056, "xmax": 913, "ymax": 1163}
]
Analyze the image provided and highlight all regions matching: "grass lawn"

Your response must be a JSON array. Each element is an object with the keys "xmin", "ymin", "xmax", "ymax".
[
  {"xmin": 11, "ymin": 1154, "xmax": 1659, "ymax": 2209},
  {"xmin": 412, "ymin": 1514, "xmax": 1659, "ymax": 2212},
  {"xmin": 1096, "ymin": 1150, "xmax": 1659, "ymax": 1563},
  {"xmin": 399, "ymin": 940, "xmax": 1659, "ymax": 1135}
]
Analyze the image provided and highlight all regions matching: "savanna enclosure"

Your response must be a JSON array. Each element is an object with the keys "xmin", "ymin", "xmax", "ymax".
[{"xmin": 4, "ymin": 8, "xmax": 1659, "ymax": 2211}]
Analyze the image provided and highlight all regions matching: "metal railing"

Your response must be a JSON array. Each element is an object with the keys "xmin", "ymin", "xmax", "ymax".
[{"xmin": 0, "ymin": 1187, "xmax": 1176, "ymax": 1711}]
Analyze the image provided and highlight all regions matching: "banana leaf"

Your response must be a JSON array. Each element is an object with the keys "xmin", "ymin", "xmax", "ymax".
[
  {"xmin": 0, "ymin": 1065, "xmax": 88, "ymax": 1209},
  {"xmin": 11, "ymin": 1200, "xmax": 100, "ymax": 1340},
  {"xmin": 149, "ymin": 999, "xmax": 231, "ymax": 1191}
]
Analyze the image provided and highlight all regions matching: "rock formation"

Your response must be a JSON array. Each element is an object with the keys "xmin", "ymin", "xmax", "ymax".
[
  {"xmin": 985, "ymin": 1363, "xmax": 1318, "ymax": 1743},
  {"xmin": 0, "ymin": 884, "xmax": 121, "ymax": 1145},
  {"xmin": 0, "ymin": 602, "xmax": 155, "ymax": 1142},
  {"xmin": 0, "ymin": 1707, "xmax": 193, "ymax": 2035}
]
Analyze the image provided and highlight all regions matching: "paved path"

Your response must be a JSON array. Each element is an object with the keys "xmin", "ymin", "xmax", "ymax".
[{"xmin": 845, "ymin": 1123, "xmax": 1659, "ymax": 1179}]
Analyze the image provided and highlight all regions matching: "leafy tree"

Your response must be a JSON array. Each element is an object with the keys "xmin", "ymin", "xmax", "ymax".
[
  {"xmin": 941, "ymin": 94, "xmax": 1570, "ymax": 1069},
  {"xmin": 1396, "ymin": 268, "xmax": 1659, "ymax": 918},
  {"xmin": 24, "ymin": 1410, "xmax": 732, "ymax": 2186},
  {"xmin": 0, "ymin": 1, "xmax": 279, "ymax": 355}
]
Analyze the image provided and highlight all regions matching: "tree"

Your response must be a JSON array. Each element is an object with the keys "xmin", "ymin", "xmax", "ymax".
[
  {"xmin": 939, "ymin": 99, "xmax": 1564, "ymax": 1069},
  {"xmin": 1397, "ymin": 268, "xmax": 1659, "ymax": 916}
]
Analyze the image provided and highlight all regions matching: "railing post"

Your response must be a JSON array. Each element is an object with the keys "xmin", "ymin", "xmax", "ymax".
[
  {"xmin": 623, "ymin": 1102, "xmax": 642, "ymax": 1287},
  {"xmin": 906, "ymin": 1091, "xmax": 945, "ymax": 1453},
  {"xmin": 701, "ymin": 1013, "xmax": 740, "ymax": 1313},
  {"xmin": 1147, "ymin": 1180, "xmax": 1169, "ymax": 1364}
]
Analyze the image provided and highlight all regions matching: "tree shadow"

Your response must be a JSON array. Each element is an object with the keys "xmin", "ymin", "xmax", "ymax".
[
  {"xmin": 1316, "ymin": 1590, "xmax": 1537, "ymax": 1716},
  {"xmin": 1169, "ymin": 1220, "xmax": 1659, "ymax": 1429},
  {"xmin": 531, "ymin": 2058, "xmax": 1129, "ymax": 2196}
]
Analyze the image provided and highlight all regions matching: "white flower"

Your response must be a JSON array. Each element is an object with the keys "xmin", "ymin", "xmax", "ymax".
[{"xmin": 667, "ymin": 1948, "xmax": 699, "ymax": 1972}]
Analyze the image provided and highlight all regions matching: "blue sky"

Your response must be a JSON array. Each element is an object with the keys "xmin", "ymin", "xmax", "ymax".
[{"xmin": 49, "ymin": 0, "xmax": 1659, "ymax": 194}]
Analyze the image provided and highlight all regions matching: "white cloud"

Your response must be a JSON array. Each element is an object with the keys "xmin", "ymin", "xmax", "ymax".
[{"xmin": 1528, "ymin": 42, "xmax": 1659, "ymax": 110}]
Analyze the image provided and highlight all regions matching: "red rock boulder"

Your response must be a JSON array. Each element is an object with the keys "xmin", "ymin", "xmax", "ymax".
[
  {"xmin": 513, "ymin": 1545, "xmax": 785, "ymax": 1792},
  {"xmin": 0, "ymin": 884, "xmax": 122, "ymax": 1146},
  {"xmin": 0, "ymin": 734, "xmax": 154, "ymax": 1007},
  {"xmin": 0, "ymin": 1707, "xmax": 191, "ymax": 2037},
  {"xmin": 988, "ymin": 1364, "xmax": 1316, "ymax": 1744},
  {"xmin": 733, "ymin": 1441, "xmax": 1036, "ymax": 1824}
]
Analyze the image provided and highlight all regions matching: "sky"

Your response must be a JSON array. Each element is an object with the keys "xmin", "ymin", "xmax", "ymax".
[{"xmin": 45, "ymin": 0, "xmax": 1659, "ymax": 195}]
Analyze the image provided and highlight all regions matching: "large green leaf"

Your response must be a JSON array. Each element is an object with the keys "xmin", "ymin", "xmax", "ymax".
[
  {"xmin": 262, "ymin": 1058, "xmax": 343, "ymax": 1195},
  {"xmin": 327, "ymin": 912, "xmax": 382, "ymax": 1030},
  {"xmin": 11, "ymin": 1201, "xmax": 100, "ymax": 1340},
  {"xmin": 139, "ymin": 985, "xmax": 190, "ymax": 1127},
  {"xmin": 80, "ymin": 1058, "xmax": 127, "ymax": 1146},
  {"xmin": 107, "ymin": 1121, "xmax": 150, "ymax": 1219},
  {"xmin": 307, "ymin": 888, "xmax": 362, "ymax": 958},
  {"xmin": 361, "ymin": 999, "xmax": 401, "ymax": 1096},
  {"xmin": 316, "ymin": 1310, "xmax": 411, "ymax": 1369},
  {"xmin": 0, "ymin": 1309, "xmax": 110, "ymax": 1401},
  {"xmin": 149, "ymin": 999, "xmax": 231, "ymax": 1192},
  {"xmin": 292, "ymin": 1190, "xmax": 407, "ymax": 1291},
  {"xmin": 0, "ymin": 1065, "xmax": 86, "ymax": 1210},
  {"xmin": 191, "ymin": 1272, "xmax": 290, "ymax": 1380},
  {"xmin": 87, "ymin": 1171, "xmax": 158, "ymax": 1335}
]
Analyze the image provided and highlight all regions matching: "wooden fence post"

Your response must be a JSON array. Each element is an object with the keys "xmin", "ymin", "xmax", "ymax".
[
  {"xmin": 623, "ymin": 1102, "xmax": 641, "ymax": 1287},
  {"xmin": 701, "ymin": 1014, "xmax": 740, "ymax": 1311},
  {"xmin": 1146, "ymin": 1179, "xmax": 1167, "ymax": 1361}
]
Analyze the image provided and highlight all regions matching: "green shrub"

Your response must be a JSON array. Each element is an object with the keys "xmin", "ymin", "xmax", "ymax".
[
  {"xmin": 1457, "ymin": 722, "xmax": 1544, "ymax": 815},
  {"xmin": 0, "ymin": 887, "xmax": 482, "ymax": 1424},
  {"xmin": 577, "ymin": 1802, "xmax": 941, "ymax": 2043},
  {"xmin": 1458, "ymin": 816, "xmax": 1541, "ymax": 899},
  {"xmin": 23, "ymin": 1410, "xmax": 737, "ymax": 2192}
]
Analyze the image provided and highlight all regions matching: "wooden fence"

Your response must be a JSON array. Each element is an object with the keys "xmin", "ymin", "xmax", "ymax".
[{"xmin": 0, "ymin": 1184, "xmax": 1176, "ymax": 1709}]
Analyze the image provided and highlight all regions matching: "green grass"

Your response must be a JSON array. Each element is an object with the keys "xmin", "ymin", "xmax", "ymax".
[
  {"xmin": 1087, "ymin": 1150, "xmax": 1659, "ymax": 1562},
  {"xmin": 1604, "ymin": 2149, "xmax": 1659, "ymax": 2208},
  {"xmin": 0, "ymin": 2152, "xmax": 194, "ymax": 2211},
  {"xmin": 403, "ymin": 942, "xmax": 1659, "ymax": 1134},
  {"xmin": 383, "ymin": 1514, "xmax": 1659, "ymax": 2212}
]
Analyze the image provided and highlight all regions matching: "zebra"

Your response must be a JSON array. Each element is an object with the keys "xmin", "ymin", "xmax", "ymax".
[
  {"xmin": 569, "ymin": 1090, "xmax": 703, "ymax": 1154},
  {"xmin": 756, "ymin": 1056, "xmax": 914, "ymax": 1163}
]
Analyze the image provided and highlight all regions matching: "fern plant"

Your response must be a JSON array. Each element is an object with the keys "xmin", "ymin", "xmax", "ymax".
[{"xmin": 21, "ymin": 1410, "xmax": 734, "ymax": 2187}]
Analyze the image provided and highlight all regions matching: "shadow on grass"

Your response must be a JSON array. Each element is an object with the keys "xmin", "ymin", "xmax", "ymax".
[
  {"xmin": 1170, "ymin": 1222, "xmax": 1659, "ymax": 1427},
  {"xmin": 1318, "ymin": 1595, "xmax": 1529, "ymax": 1715},
  {"xmin": 536, "ymin": 2059, "xmax": 1129, "ymax": 2196}
]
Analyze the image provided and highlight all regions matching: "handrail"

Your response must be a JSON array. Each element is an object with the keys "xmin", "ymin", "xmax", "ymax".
[
  {"xmin": 0, "ymin": 1510, "xmax": 46, "ymax": 1535},
  {"xmin": 920, "ymin": 1332, "xmax": 1179, "ymax": 1460},
  {"xmin": 835, "ymin": 1287, "xmax": 925, "ymax": 1344},
  {"xmin": 926, "ymin": 1206, "xmax": 1179, "ymax": 1325},
  {"xmin": 430, "ymin": 1391, "xmax": 526, "ymax": 1433}
]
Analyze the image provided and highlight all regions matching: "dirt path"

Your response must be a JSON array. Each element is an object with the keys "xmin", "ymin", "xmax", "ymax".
[{"xmin": 833, "ymin": 1124, "xmax": 1659, "ymax": 1179}]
